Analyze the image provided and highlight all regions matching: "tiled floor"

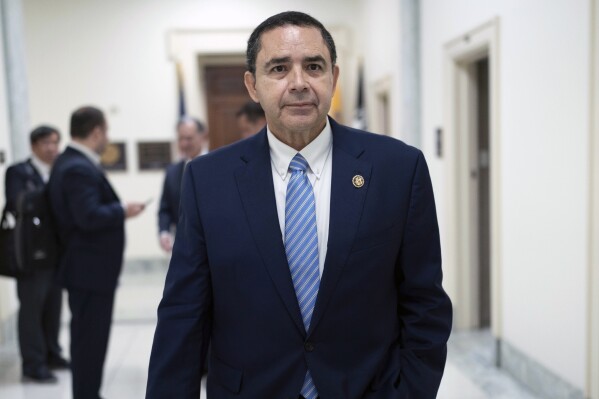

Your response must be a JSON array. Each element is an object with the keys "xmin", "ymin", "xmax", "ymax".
[{"xmin": 0, "ymin": 265, "xmax": 540, "ymax": 399}]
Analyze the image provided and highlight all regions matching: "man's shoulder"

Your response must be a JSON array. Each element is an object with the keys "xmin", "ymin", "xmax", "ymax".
[
  {"xmin": 332, "ymin": 121, "xmax": 421, "ymax": 160},
  {"xmin": 189, "ymin": 134, "xmax": 260, "ymax": 171},
  {"xmin": 53, "ymin": 149, "xmax": 96, "ymax": 178},
  {"xmin": 165, "ymin": 160, "xmax": 185, "ymax": 174},
  {"xmin": 5, "ymin": 159, "xmax": 32, "ymax": 178}
]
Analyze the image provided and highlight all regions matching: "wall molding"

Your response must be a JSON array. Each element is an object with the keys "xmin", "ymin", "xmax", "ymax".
[{"xmin": 501, "ymin": 340, "xmax": 584, "ymax": 399}]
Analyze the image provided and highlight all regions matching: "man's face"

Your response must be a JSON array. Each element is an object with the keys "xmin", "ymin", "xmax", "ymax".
[
  {"xmin": 237, "ymin": 114, "xmax": 266, "ymax": 139},
  {"xmin": 31, "ymin": 132, "xmax": 60, "ymax": 165},
  {"xmin": 244, "ymin": 25, "xmax": 339, "ymax": 140},
  {"xmin": 177, "ymin": 121, "xmax": 205, "ymax": 159}
]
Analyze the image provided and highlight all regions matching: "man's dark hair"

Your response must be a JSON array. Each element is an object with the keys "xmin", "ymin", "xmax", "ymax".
[
  {"xmin": 30, "ymin": 125, "xmax": 60, "ymax": 145},
  {"xmin": 246, "ymin": 11, "xmax": 337, "ymax": 75},
  {"xmin": 70, "ymin": 106, "xmax": 106, "ymax": 139},
  {"xmin": 176, "ymin": 116, "xmax": 206, "ymax": 134},
  {"xmin": 236, "ymin": 101, "xmax": 265, "ymax": 123}
]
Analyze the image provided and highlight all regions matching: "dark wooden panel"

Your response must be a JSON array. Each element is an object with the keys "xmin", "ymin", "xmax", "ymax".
[{"xmin": 204, "ymin": 65, "xmax": 253, "ymax": 150}]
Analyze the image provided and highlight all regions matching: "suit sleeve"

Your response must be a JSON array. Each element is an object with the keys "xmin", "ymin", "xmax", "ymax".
[
  {"xmin": 157, "ymin": 169, "xmax": 172, "ymax": 233},
  {"xmin": 396, "ymin": 151, "xmax": 452, "ymax": 398},
  {"xmin": 4, "ymin": 165, "xmax": 26, "ymax": 213},
  {"xmin": 146, "ymin": 165, "xmax": 212, "ymax": 399},
  {"xmin": 63, "ymin": 165, "xmax": 124, "ymax": 231}
]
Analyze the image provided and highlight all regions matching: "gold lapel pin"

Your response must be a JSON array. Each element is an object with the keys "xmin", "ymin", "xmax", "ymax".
[{"xmin": 352, "ymin": 175, "xmax": 365, "ymax": 188}]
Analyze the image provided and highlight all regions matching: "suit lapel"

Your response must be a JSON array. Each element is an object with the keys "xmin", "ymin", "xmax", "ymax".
[
  {"xmin": 235, "ymin": 131, "xmax": 306, "ymax": 335},
  {"xmin": 308, "ymin": 120, "xmax": 372, "ymax": 335}
]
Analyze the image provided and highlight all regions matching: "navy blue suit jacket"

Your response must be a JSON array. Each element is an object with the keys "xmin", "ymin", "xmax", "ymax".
[
  {"xmin": 147, "ymin": 119, "xmax": 452, "ymax": 399},
  {"xmin": 47, "ymin": 147, "xmax": 125, "ymax": 294},
  {"xmin": 158, "ymin": 160, "xmax": 185, "ymax": 233}
]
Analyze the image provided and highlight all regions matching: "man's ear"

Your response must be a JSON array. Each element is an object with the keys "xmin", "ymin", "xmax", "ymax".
[
  {"xmin": 90, "ymin": 125, "xmax": 102, "ymax": 140},
  {"xmin": 244, "ymin": 71, "xmax": 260, "ymax": 103},
  {"xmin": 332, "ymin": 64, "xmax": 340, "ymax": 93}
]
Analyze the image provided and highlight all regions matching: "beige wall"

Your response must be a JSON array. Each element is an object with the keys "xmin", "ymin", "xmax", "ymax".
[{"xmin": 421, "ymin": 0, "xmax": 591, "ymax": 391}]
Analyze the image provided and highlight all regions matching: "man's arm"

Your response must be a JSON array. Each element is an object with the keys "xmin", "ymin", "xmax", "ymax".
[
  {"xmin": 4, "ymin": 165, "xmax": 27, "ymax": 213},
  {"xmin": 396, "ymin": 151, "xmax": 452, "ymax": 398},
  {"xmin": 63, "ymin": 165, "xmax": 124, "ymax": 231},
  {"xmin": 157, "ymin": 169, "xmax": 173, "ymax": 234},
  {"xmin": 146, "ymin": 165, "xmax": 212, "ymax": 398},
  {"xmin": 157, "ymin": 170, "xmax": 174, "ymax": 252}
]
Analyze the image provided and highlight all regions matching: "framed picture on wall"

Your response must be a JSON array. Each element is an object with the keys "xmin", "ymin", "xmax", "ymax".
[
  {"xmin": 100, "ymin": 142, "xmax": 127, "ymax": 172},
  {"xmin": 137, "ymin": 141, "xmax": 172, "ymax": 170}
]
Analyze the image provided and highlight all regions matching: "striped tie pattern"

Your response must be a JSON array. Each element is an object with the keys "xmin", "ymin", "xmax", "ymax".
[{"xmin": 285, "ymin": 153, "xmax": 320, "ymax": 399}]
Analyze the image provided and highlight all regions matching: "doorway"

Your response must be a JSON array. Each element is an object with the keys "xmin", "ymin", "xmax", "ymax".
[
  {"xmin": 444, "ymin": 19, "xmax": 501, "ymax": 335},
  {"xmin": 203, "ymin": 64, "xmax": 253, "ymax": 150},
  {"xmin": 588, "ymin": 0, "xmax": 599, "ymax": 397},
  {"xmin": 475, "ymin": 57, "xmax": 491, "ymax": 328}
]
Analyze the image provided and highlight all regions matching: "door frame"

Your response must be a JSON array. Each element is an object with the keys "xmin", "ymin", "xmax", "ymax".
[
  {"xmin": 588, "ymin": 0, "xmax": 599, "ymax": 397},
  {"xmin": 443, "ymin": 18, "xmax": 501, "ymax": 336}
]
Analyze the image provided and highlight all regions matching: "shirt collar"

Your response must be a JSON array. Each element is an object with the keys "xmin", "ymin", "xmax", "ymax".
[
  {"xmin": 30, "ymin": 155, "xmax": 51, "ymax": 180},
  {"xmin": 68, "ymin": 141, "xmax": 102, "ymax": 167},
  {"xmin": 267, "ymin": 118, "xmax": 332, "ymax": 181}
]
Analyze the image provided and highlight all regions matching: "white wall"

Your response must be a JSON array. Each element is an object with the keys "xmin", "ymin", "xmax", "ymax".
[
  {"xmin": 356, "ymin": 0, "xmax": 403, "ymax": 139},
  {"xmin": 21, "ymin": 0, "xmax": 361, "ymax": 260},
  {"xmin": 0, "ymin": 0, "xmax": 19, "ymax": 341},
  {"xmin": 421, "ymin": 0, "xmax": 590, "ymax": 390}
]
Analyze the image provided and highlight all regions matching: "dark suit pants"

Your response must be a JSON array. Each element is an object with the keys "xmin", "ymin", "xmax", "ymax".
[
  {"xmin": 68, "ymin": 288, "xmax": 115, "ymax": 399},
  {"xmin": 16, "ymin": 267, "xmax": 63, "ymax": 374}
]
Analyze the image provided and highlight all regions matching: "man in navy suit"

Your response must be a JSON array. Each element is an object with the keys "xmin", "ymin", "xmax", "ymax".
[
  {"xmin": 158, "ymin": 117, "xmax": 208, "ymax": 252},
  {"xmin": 47, "ymin": 106, "xmax": 145, "ymax": 399},
  {"xmin": 4, "ymin": 126, "xmax": 69, "ymax": 383},
  {"xmin": 147, "ymin": 11, "xmax": 452, "ymax": 399}
]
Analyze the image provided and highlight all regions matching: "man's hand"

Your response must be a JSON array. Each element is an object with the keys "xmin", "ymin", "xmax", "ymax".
[
  {"xmin": 125, "ymin": 202, "xmax": 145, "ymax": 218},
  {"xmin": 159, "ymin": 232, "xmax": 174, "ymax": 253}
]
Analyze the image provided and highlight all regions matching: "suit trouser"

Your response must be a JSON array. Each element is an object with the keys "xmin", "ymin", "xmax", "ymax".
[
  {"xmin": 16, "ymin": 267, "xmax": 63, "ymax": 374},
  {"xmin": 68, "ymin": 288, "xmax": 115, "ymax": 399}
]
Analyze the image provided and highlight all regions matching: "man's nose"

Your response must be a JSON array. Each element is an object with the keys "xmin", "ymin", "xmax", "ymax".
[{"xmin": 288, "ymin": 66, "xmax": 308, "ymax": 91}]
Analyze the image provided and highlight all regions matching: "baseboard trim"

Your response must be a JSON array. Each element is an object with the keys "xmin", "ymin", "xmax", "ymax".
[{"xmin": 501, "ymin": 339, "xmax": 585, "ymax": 399}]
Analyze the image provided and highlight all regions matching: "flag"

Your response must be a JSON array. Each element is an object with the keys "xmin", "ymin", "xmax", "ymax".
[
  {"xmin": 352, "ymin": 63, "xmax": 366, "ymax": 130},
  {"xmin": 329, "ymin": 84, "xmax": 343, "ymax": 122},
  {"xmin": 175, "ymin": 61, "xmax": 186, "ymax": 117}
]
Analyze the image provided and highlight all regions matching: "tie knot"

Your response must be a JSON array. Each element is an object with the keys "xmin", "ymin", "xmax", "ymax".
[{"xmin": 289, "ymin": 153, "xmax": 309, "ymax": 173}]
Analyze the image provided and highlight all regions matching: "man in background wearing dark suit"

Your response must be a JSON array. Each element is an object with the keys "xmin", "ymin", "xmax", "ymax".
[
  {"xmin": 158, "ymin": 117, "xmax": 208, "ymax": 253},
  {"xmin": 4, "ymin": 126, "xmax": 69, "ymax": 383},
  {"xmin": 147, "ymin": 11, "xmax": 451, "ymax": 399},
  {"xmin": 47, "ymin": 106, "xmax": 145, "ymax": 399}
]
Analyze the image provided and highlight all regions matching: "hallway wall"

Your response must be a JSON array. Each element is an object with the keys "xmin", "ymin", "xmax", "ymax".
[
  {"xmin": 0, "ymin": 0, "xmax": 19, "ymax": 342},
  {"xmin": 21, "ymin": 0, "xmax": 362, "ymax": 261},
  {"xmin": 421, "ymin": 0, "xmax": 590, "ymax": 392}
]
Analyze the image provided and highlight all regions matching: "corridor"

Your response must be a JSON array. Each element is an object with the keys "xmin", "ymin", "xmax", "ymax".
[{"xmin": 0, "ymin": 264, "xmax": 540, "ymax": 399}]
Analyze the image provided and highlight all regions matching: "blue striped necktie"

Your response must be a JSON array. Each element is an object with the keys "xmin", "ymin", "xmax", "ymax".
[{"xmin": 285, "ymin": 153, "xmax": 320, "ymax": 399}]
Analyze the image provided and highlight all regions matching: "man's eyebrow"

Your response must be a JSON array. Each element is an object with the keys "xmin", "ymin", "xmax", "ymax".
[
  {"xmin": 304, "ymin": 55, "xmax": 327, "ymax": 64},
  {"xmin": 264, "ymin": 57, "xmax": 291, "ymax": 69}
]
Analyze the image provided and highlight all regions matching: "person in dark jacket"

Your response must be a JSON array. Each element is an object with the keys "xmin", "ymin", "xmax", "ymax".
[
  {"xmin": 157, "ymin": 117, "xmax": 208, "ymax": 252},
  {"xmin": 47, "ymin": 106, "xmax": 145, "ymax": 398},
  {"xmin": 4, "ymin": 125, "xmax": 69, "ymax": 383}
]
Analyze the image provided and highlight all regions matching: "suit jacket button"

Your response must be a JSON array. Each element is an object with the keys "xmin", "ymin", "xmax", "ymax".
[{"xmin": 304, "ymin": 342, "xmax": 314, "ymax": 352}]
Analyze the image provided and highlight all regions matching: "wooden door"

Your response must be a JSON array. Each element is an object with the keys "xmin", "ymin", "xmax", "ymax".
[{"xmin": 204, "ymin": 65, "xmax": 253, "ymax": 150}]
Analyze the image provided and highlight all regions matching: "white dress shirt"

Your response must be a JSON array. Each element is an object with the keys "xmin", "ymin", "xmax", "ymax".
[
  {"xmin": 268, "ymin": 119, "xmax": 333, "ymax": 277},
  {"xmin": 68, "ymin": 141, "xmax": 102, "ymax": 167},
  {"xmin": 30, "ymin": 154, "xmax": 51, "ymax": 183}
]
